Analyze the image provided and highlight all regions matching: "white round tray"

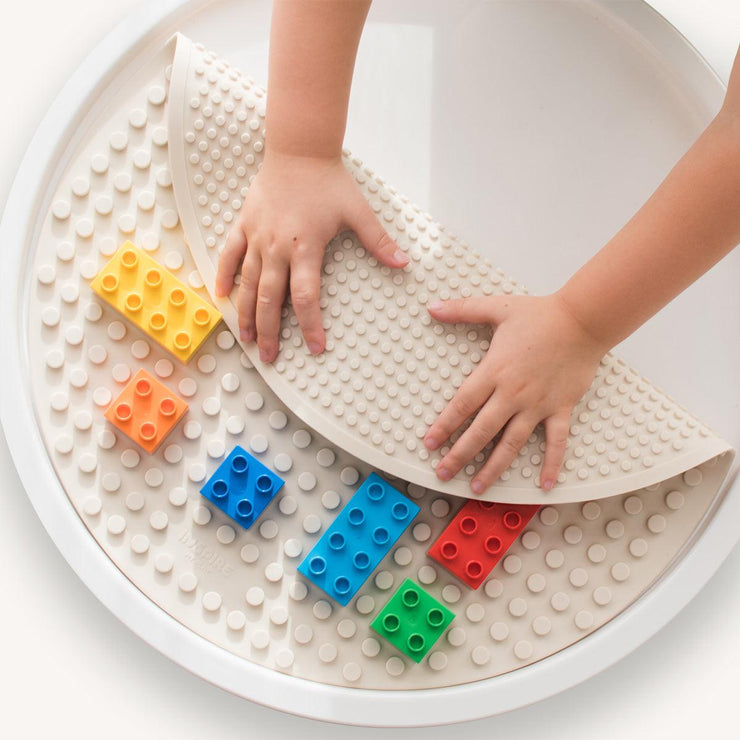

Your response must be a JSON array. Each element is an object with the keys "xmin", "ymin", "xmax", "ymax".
[{"xmin": 1, "ymin": 0, "xmax": 738, "ymax": 727}]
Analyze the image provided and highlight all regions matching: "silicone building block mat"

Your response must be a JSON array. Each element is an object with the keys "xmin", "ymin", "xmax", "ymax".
[
  {"xmin": 168, "ymin": 35, "xmax": 733, "ymax": 504},
  {"xmin": 20, "ymin": 31, "xmax": 734, "ymax": 692}
]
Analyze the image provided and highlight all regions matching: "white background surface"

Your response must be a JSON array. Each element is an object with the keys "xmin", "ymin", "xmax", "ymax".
[{"xmin": 1, "ymin": 1, "xmax": 738, "ymax": 737}]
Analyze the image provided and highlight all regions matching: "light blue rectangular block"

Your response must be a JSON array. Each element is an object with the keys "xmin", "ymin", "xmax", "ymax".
[{"xmin": 298, "ymin": 473, "xmax": 420, "ymax": 605}]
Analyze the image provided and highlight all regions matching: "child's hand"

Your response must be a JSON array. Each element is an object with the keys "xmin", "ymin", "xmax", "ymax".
[
  {"xmin": 215, "ymin": 150, "xmax": 409, "ymax": 362},
  {"xmin": 423, "ymin": 293, "xmax": 607, "ymax": 494}
]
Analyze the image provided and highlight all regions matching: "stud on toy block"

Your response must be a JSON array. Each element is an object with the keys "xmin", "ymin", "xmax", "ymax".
[
  {"xmin": 90, "ymin": 241, "xmax": 222, "ymax": 363},
  {"xmin": 200, "ymin": 445, "xmax": 284, "ymax": 529},
  {"xmin": 371, "ymin": 578, "xmax": 455, "ymax": 663},
  {"xmin": 427, "ymin": 500, "xmax": 540, "ymax": 589},
  {"xmin": 104, "ymin": 368, "xmax": 188, "ymax": 453},
  {"xmin": 298, "ymin": 473, "xmax": 420, "ymax": 606}
]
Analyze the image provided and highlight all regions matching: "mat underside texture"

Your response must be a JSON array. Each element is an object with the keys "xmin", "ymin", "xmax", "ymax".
[{"xmin": 168, "ymin": 34, "xmax": 734, "ymax": 504}]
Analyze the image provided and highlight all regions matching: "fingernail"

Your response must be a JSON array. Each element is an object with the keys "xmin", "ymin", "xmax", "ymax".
[
  {"xmin": 436, "ymin": 466, "xmax": 451, "ymax": 481},
  {"xmin": 307, "ymin": 341, "xmax": 322, "ymax": 355},
  {"xmin": 471, "ymin": 480, "xmax": 485, "ymax": 494},
  {"xmin": 427, "ymin": 300, "xmax": 442, "ymax": 312},
  {"xmin": 424, "ymin": 436, "xmax": 439, "ymax": 450},
  {"xmin": 393, "ymin": 249, "xmax": 409, "ymax": 265},
  {"xmin": 542, "ymin": 479, "xmax": 554, "ymax": 491},
  {"xmin": 240, "ymin": 330, "xmax": 248, "ymax": 342},
  {"xmin": 259, "ymin": 347, "xmax": 273, "ymax": 363}
]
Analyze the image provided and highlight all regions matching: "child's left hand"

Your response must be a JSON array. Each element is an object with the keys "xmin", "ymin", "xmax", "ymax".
[{"xmin": 423, "ymin": 293, "xmax": 607, "ymax": 494}]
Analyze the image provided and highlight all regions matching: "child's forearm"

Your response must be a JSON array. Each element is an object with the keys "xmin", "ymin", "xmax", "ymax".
[
  {"xmin": 266, "ymin": 0, "xmax": 371, "ymax": 159},
  {"xmin": 558, "ymin": 49, "xmax": 740, "ymax": 350}
]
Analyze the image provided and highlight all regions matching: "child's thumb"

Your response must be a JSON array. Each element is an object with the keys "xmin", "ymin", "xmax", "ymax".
[
  {"xmin": 427, "ymin": 296, "xmax": 511, "ymax": 325},
  {"xmin": 349, "ymin": 198, "xmax": 409, "ymax": 268}
]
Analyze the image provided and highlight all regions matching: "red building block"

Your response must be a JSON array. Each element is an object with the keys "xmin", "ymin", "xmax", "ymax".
[
  {"xmin": 427, "ymin": 500, "xmax": 540, "ymax": 589},
  {"xmin": 105, "ymin": 369, "xmax": 188, "ymax": 453}
]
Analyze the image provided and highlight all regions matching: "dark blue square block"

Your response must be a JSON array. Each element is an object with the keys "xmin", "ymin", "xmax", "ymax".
[
  {"xmin": 297, "ymin": 473, "xmax": 420, "ymax": 605},
  {"xmin": 200, "ymin": 445, "xmax": 284, "ymax": 529}
]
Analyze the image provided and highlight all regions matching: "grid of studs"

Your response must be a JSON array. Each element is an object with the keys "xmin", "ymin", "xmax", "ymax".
[
  {"xmin": 173, "ymin": 39, "xmax": 726, "ymax": 500},
  {"xmin": 23, "ymin": 39, "xmax": 732, "ymax": 690}
]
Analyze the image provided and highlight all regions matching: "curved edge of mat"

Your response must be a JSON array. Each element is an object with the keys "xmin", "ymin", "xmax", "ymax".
[{"xmin": 167, "ymin": 32, "xmax": 735, "ymax": 505}]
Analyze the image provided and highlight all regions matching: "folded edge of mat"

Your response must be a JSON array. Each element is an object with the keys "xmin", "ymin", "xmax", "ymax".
[{"xmin": 166, "ymin": 33, "xmax": 735, "ymax": 504}]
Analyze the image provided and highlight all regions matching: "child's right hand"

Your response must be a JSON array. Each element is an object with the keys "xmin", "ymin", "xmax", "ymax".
[{"xmin": 215, "ymin": 150, "xmax": 409, "ymax": 362}]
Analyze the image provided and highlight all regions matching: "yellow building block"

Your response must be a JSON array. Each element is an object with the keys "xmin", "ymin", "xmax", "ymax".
[{"xmin": 90, "ymin": 241, "xmax": 222, "ymax": 363}]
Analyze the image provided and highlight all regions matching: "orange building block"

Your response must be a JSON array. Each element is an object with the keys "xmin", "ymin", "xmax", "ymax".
[{"xmin": 105, "ymin": 369, "xmax": 188, "ymax": 453}]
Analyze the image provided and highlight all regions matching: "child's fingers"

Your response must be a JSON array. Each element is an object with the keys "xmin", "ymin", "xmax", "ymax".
[
  {"xmin": 470, "ymin": 414, "xmax": 538, "ymax": 494},
  {"xmin": 434, "ymin": 396, "xmax": 515, "ymax": 481},
  {"xmin": 539, "ymin": 411, "xmax": 570, "ymax": 491},
  {"xmin": 424, "ymin": 362, "xmax": 495, "ymax": 450},
  {"xmin": 427, "ymin": 296, "xmax": 511, "ymax": 326},
  {"xmin": 348, "ymin": 197, "xmax": 409, "ymax": 268},
  {"xmin": 216, "ymin": 225, "xmax": 248, "ymax": 297},
  {"xmin": 237, "ymin": 248, "xmax": 261, "ymax": 343},
  {"xmin": 255, "ymin": 255, "xmax": 290, "ymax": 363},
  {"xmin": 290, "ymin": 245, "xmax": 326, "ymax": 355}
]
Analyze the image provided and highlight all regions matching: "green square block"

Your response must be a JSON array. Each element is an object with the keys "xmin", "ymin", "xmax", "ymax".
[{"xmin": 370, "ymin": 578, "xmax": 455, "ymax": 663}]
